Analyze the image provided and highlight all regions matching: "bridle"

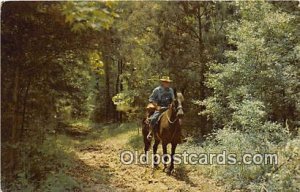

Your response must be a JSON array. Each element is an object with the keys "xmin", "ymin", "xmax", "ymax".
[
  {"xmin": 166, "ymin": 100, "xmax": 184, "ymax": 142},
  {"xmin": 166, "ymin": 101, "xmax": 183, "ymax": 124}
]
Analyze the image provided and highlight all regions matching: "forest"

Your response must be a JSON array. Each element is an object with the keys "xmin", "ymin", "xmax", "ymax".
[{"xmin": 1, "ymin": 1, "xmax": 299, "ymax": 192}]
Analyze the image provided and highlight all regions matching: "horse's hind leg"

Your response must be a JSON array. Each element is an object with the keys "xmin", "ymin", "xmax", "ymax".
[
  {"xmin": 142, "ymin": 120, "xmax": 150, "ymax": 152},
  {"xmin": 143, "ymin": 136, "xmax": 151, "ymax": 162},
  {"xmin": 143, "ymin": 128, "xmax": 151, "ymax": 153},
  {"xmin": 152, "ymin": 139, "xmax": 160, "ymax": 168},
  {"xmin": 142, "ymin": 121, "xmax": 151, "ymax": 162}
]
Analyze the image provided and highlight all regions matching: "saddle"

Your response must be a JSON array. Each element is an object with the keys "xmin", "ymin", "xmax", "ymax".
[
  {"xmin": 146, "ymin": 103, "xmax": 156, "ymax": 112},
  {"xmin": 144, "ymin": 104, "xmax": 168, "ymax": 125}
]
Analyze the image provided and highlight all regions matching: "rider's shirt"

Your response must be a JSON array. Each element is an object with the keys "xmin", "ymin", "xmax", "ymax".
[{"xmin": 149, "ymin": 86, "xmax": 175, "ymax": 107}]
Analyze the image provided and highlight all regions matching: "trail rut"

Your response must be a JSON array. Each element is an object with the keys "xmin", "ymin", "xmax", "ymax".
[{"xmin": 70, "ymin": 125, "xmax": 224, "ymax": 192}]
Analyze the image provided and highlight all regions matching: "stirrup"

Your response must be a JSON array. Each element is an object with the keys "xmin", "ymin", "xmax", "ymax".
[
  {"xmin": 147, "ymin": 132, "xmax": 153, "ymax": 140},
  {"xmin": 144, "ymin": 118, "xmax": 150, "ymax": 124}
]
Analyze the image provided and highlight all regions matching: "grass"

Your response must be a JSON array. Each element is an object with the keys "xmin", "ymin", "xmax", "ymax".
[
  {"xmin": 70, "ymin": 121, "xmax": 140, "ymax": 150},
  {"xmin": 127, "ymin": 134, "xmax": 144, "ymax": 150},
  {"xmin": 100, "ymin": 122, "xmax": 139, "ymax": 138}
]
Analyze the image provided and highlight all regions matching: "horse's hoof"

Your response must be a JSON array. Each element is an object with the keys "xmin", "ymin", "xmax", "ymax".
[
  {"xmin": 153, "ymin": 164, "xmax": 159, "ymax": 169},
  {"xmin": 164, "ymin": 167, "xmax": 175, "ymax": 175},
  {"xmin": 142, "ymin": 156, "xmax": 147, "ymax": 163},
  {"xmin": 166, "ymin": 170, "xmax": 171, "ymax": 175},
  {"xmin": 171, "ymin": 169, "xmax": 176, "ymax": 175},
  {"xmin": 163, "ymin": 166, "xmax": 167, "ymax": 172},
  {"xmin": 164, "ymin": 168, "xmax": 171, "ymax": 175}
]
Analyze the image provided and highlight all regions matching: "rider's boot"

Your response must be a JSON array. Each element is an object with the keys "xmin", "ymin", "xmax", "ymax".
[{"xmin": 147, "ymin": 125, "xmax": 154, "ymax": 141}]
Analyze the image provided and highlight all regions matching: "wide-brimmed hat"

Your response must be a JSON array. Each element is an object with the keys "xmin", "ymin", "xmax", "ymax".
[{"xmin": 160, "ymin": 76, "xmax": 173, "ymax": 82}]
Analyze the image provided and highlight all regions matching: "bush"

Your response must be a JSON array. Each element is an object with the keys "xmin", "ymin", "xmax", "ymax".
[
  {"xmin": 189, "ymin": 112, "xmax": 299, "ymax": 191},
  {"xmin": 182, "ymin": 98, "xmax": 299, "ymax": 191},
  {"xmin": 6, "ymin": 135, "xmax": 81, "ymax": 192},
  {"xmin": 40, "ymin": 171, "xmax": 81, "ymax": 192},
  {"xmin": 249, "ymin": 135, "xmax": 300, "ymax": 192}
]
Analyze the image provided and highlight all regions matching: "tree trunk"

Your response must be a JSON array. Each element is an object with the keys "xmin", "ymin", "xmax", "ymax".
[
  {"xmin": 20, "ymin": 77, "xmax": 31, "ymax": 140},
  {"xmin": 115, "ymin": 59, "xmax": 120, "ymax": 122},
  {"xmin": 115, "ymin": 59, "xmax": 124, "ymax": 123},
  {"xmin": 198, "ymin": 5, "xmax": 205, "ymax": 101},
  {"xmin": 104, "ymin": 58, "xmax": 111, "ymax": 121},
  {"xmin": 197, "ymin": 5, "xmax": 208, "ymax": 136},
  {"xmin": 119, "ymin": 59, "xmax": 123, "ymax": 122},
  {"xmin": 8, "ymin": 65, "xmax": 20, "ymax": 179}
]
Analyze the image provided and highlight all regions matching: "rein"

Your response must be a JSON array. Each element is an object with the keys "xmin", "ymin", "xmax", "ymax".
[
  {"xmin": 166, "ymin": 105, "xmax": 182, "ymax": 124},
  {"xmin": 167, "ymin": 106, "xmax": 182, "ymax": 142},
  {"xmin": 166, "ymin": 113, "xmax": 178, "ymax": 124}
]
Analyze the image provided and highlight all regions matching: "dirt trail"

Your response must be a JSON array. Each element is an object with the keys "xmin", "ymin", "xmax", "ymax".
[{"xmin": 70, "ymin": 124, "xmax": 224, "ymax": 192}]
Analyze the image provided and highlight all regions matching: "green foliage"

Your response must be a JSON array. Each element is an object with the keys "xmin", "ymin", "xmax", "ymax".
[
  {"xmin": 112, "ymin": 91, "xmax": 136, "ymax": 112},
  {"xmin": 198, "ymin": 124, "xmax": 299, "ymax": 191},
  {"xmin": 201, "ymin": 120, "xmax": 299, "ymax": 191},
  {"xmin": 183, "ymin": 101, "xmax": 298, "ymax": 190},
  {"xmin": 260, "ymin": 135, "xmax": 300, "ymax": 192},
  {"xmin": 204, "ymin": 1, "xmax": 299, "ymax": 128},
  {"xmin": 2, "ymin": 1, "xmax": 299, "ymax": 191},
  {"xmin": 9, "ymin": 172, "xmax": 35, "ymax": 192},
  {"xmin": 62, "ymin": 1, "xmax": 118, "ymax": 32},
  {"xmin": 40, "ymin": 171, "xmax": 81, "ymax": 192},
  {"xmin": 110, "ymin": 2, "xmax": 165, "ymax": 119},
  {"xmin": 7, "ymin": 135, "xmax": 80, "ymax": 191},
  {"xmin": 197, "ymin": 1, "xmax": 300, "ymax": 191},
  {"xmin": 127, "ymin": 134, "xmax": 143, "ymax": 150}
]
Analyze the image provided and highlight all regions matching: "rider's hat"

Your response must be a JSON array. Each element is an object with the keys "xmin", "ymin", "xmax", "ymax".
[{"xmin": 160, "ymin": 76, "xmax": 173, "ymax": 83}]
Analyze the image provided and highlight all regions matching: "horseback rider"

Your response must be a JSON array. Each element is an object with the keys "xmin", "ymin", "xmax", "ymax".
[{"xmin": 146, "ymin": 76, "xmax": 186, "ymax": 142}]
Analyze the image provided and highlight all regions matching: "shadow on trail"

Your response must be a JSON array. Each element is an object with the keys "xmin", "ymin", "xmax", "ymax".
[
  {"xmin": 70, "ymin": 155, "xmax": 113, "ymax": 186},
  {"xmin": 14, "ymin": 133, "xmax": 116, "ymax": 191},
  {"xmin": 173, "ymin": 165, "xmax": 197, "ymax": 187}
]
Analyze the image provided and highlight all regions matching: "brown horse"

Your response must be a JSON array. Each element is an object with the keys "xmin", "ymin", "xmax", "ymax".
[{"xmin": 142, "ymin": 92, "xmax": 184, "ymax": 174}]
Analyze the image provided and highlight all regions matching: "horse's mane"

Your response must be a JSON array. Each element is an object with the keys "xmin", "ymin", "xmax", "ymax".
[
  {"xmin": 174, "ymin": 88, "xmax": 184, "ymax": 102},
  {"xmin": 176, "ymin": 92, "xmax": 184, "ymax": 102}
]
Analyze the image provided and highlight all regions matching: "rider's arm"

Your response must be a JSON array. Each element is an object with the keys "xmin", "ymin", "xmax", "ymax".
[
  {"xmin": 149, "ymin": 88, "xmax": 159, "ymax": 104},
  {"xmin": 149, "ymin": 88, "xmax": 160, "ymax": 110}
]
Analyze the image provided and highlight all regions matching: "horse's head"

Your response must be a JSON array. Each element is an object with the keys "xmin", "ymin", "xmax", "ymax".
[{"xmin": 175, "ymin": 92, "xmax": 184, "ymax": 118}]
